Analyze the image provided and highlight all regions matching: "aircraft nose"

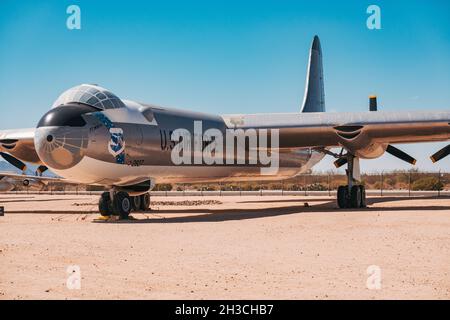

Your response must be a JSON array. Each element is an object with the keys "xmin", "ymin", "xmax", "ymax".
[
  {"xmin": 34, "ymin": 104, "xmax": 92, "ymax": 170},
  {"xmin": 34, "ymin": 126, "xmax": 89, "ymax": 170}
]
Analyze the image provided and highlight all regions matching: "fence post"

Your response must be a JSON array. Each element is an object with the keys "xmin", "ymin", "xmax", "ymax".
[
  {"xmin": 380, "ymin": 172, "xmax": 383, "ymax": 196},
  {"xmin": 304, "ymin": 175, "xmax": 307, "ymax": 196},
  {"xmin": 438, "ymin": 170, "xmax": 441, "ymax": 197},
  {"xmin": 327, "ymin": 174, "xmax": 331, "ymax": 197},
  {"xmin": 408, "ymin": 171, "xmax": 411, "ymax": 197}
]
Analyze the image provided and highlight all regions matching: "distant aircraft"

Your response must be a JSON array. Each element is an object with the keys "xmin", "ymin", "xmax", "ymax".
[{"xmin": 1, "ymin": 35, "xmax": 450, "ymax": 218}]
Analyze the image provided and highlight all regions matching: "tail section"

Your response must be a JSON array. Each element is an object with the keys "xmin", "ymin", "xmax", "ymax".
[{"xmin": 300, "ymin": 35, "xmax": 325, "ymax": 113}]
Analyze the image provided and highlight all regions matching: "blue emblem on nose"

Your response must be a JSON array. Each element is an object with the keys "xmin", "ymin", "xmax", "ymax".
[
  {"xmin": 93, "ymin": 112, "xmax": 126, "ymax": 164},
  {"xmin": 108, "ymin": 128, "xmax": 126, "ymax": 158}
]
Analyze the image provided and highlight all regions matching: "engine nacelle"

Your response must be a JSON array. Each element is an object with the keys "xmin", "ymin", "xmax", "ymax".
[
  {"xmin": 334, "ymin": 126, "xmax": 388, "ymax": 159},
  {"xmin": 353, "ymin": 143, "xmax": 388, "ymax": 159}
]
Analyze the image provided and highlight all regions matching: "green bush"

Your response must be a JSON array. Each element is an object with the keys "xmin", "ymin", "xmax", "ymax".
[{"xmin": 411, "ymin": 177, "xmax": 443, "ymax": 191}]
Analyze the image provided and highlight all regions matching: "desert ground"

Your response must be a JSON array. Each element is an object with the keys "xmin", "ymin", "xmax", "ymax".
[{"xmin": 0, "ymin": 193, "xmax": 449, "ymax": 299}]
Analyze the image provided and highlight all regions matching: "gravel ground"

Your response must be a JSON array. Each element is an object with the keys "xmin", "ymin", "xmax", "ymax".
[{"xmin": 0, "ymin": 194, "xmax": 449, "ymax": 299}]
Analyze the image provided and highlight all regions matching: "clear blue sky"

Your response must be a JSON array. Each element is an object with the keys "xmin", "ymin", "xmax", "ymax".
[{"xmin": 1, "ymin": 0, "xmax": 449, "ymax": 172}]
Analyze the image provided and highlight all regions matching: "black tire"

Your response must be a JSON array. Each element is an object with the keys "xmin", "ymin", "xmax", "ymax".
[
  {"xmin": 113, "ymin": 191, "xmax": 131, "ymax": 219},
  {"xmin": 139, "ymin": 193, "xmax": 150, "ymax": 211},
  {"xmin": 359, "ymin": 185, "xmax": 366, "ymax": 208},
  {"xmin": 350, "ymin": 185, "xmax": 361, "ymax": 208},
  {"xmin": 131, "ymin": 196, "xmax": 141, "ymax": 211},
  {"xmin": 337, "ymin": 186, "xmax": 348, "ymax": 208},
  {"xmin": 98, "ymin": 192, "xmax": 111, "ymax": 216}
]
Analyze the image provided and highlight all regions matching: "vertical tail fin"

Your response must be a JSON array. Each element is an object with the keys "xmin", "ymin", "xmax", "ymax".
[{"xmin": 300, "ymin": 35, "xmax": 325, "ymax": 113}]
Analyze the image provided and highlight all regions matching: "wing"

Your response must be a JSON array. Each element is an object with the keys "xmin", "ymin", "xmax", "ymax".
[
  {"xmin": 222, "ymin": 110, "xmax": 450, "ymax": 160},
  {"xmin": 0, "ymin": 128, "xmax": 41, "ymax": 164}
]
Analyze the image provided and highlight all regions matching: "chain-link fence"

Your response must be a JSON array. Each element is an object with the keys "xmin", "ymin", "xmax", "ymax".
[{"xmin": 2, "ymin": 170, "xmax": 448, "ymax": 196}]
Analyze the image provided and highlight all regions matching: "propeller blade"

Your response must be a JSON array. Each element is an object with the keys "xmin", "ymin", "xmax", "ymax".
[
  {"xmin": 36, "ymin": 165, "xmax": 48, "ymax": 176},
  {"xmin": 334, "ymin": 157, "xmax": 348, "ymax": 168},
  {"xmin": 430, "ymin": 145, "xmax": 450, "ymax": 163},
  {"xmin": 369, "ymin": 95, "xmax": 377, "ymax": 111},
  {"xmin": 0, "ymin": 152, "xmax": 27, "ymax": 172},
  {"xmin": 386, "ymin": 145, "xmax": 416, "ymax": 165}
]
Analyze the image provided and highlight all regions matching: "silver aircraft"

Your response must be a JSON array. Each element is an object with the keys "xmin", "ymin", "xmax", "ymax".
[{"xmin": 1, "ymin": 35, "xmax": 450, "ymax": 218}]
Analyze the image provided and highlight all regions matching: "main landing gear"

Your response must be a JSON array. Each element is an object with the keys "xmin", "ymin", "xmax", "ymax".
[
  {"xmin": 336, "ymin": 154, "xmax": 367, "ymax": 209},
  {"xmin": 99, "ymin": 191, "xmax": 150, "ymax": 219}
]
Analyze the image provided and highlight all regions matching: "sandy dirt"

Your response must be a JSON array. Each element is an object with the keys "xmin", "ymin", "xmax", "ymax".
[{"xmin": 0, "ymin": 194, "xmax": 449, "ymax": 300}]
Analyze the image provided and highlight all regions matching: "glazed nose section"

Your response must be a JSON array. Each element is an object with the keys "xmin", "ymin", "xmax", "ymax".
[{"xmin": 35, "ymin": 104, "xmax": 93, "ymax": 170}]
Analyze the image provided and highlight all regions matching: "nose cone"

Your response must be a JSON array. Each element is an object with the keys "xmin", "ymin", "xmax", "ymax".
[
  {"xmin": 35, "ymin": 105, "xmax": 92, "ymax": 170},
  {"xmin": 35, "ymin": 126, "xmax": 89, "ymax": 170}
]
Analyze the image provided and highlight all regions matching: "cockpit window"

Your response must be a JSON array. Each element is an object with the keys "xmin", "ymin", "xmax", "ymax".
[
  {"xmin": 141, "ymin": 108, "xmax": 155, "ymax": 123},
  {"xmin": 52, "ymin": 84, "xmax": 126, "ymax": 110}
]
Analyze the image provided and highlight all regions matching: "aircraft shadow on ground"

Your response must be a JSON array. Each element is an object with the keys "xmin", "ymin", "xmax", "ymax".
[
  {"xmin": 0, "ymin": 198, "xmax": 91, "ymax": 204},
  {"xmin": 3, "ymin": 195, "xmax": 449, "ymax": 221},
  {"xmin": 238, "ymin": 198, "xmax": 332, "ymax": 204},
  {"xmin": 114, "ymin": 195, "xmax": 450, "ymax": 224}
]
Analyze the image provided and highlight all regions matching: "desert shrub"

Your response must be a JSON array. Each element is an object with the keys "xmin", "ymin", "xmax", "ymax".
[
  {"xmin": 373, "ymin": 181, "xmax": 382, "ymax": 190},
  {"xmin": 305, "ymin": 183, "xmax": 327, "ymax": 191},
  {"xmin": 153, "ymin": 183, "xmax": 173, "ymax": 191},
  {"xmin": 411, "ymin": 177, "xmax": 443, "ymax": 191},
  {"xmin": 86, "ymin": 185, "xmax": 105, "ymax": 191}
]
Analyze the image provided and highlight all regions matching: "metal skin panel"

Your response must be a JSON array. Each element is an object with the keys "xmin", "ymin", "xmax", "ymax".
[{"xmin": 34, "ymin": 105, "xmax": 320, "ymax": 185}]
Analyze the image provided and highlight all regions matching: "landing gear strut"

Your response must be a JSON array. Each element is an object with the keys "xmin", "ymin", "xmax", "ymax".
[
  {"xmin": 98, "ymin": 191, "xmax": 151, "ymax": 219},
  {"xmin": 337, "ymin": 154, "xmax": 366, "ymax": 209}
]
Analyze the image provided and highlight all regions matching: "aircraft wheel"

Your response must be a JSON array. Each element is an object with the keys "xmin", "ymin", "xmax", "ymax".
[
  {"xmin": 350, "ymin": 185, "xmax": 361, "ymax": 208},
  {"xmin": 113, "ymin": 191, "xmax": 131, "ymax": 219},
  {"xmin": 139, "ymin": 193, "xmax": 150, "ymax": 211},
  {"xmin": 99, "ymin": 192, "xmax": 112, "ymax": 216},
  {"xmin": 131, "ymin": 196, "xmax": 141, "ymax": 211},
  {"xmin": 359, "ymin": 185, "xmax": 366, "ymax": 208},
  {"xmin": 337, "ymin": 186, "xmax": 348, "ymax": 208}
]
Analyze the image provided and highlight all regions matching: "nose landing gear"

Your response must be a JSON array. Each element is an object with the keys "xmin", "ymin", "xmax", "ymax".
[
  {"xmin": 336, "ymin": 154, "xmax": 367, "ymax": 209},
  {"xmin": 99, "ymin": 191, "xmax": 151, "ymax": 219}
]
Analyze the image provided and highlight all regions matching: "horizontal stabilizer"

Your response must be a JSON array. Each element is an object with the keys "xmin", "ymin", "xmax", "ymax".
[
  {"xmin": 36, "ymin": 165, "xmax": 48, "ymax": 176},
  {"xmin": 386, "ymin": 145, "xmax": 416, "ymax": 165}
]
